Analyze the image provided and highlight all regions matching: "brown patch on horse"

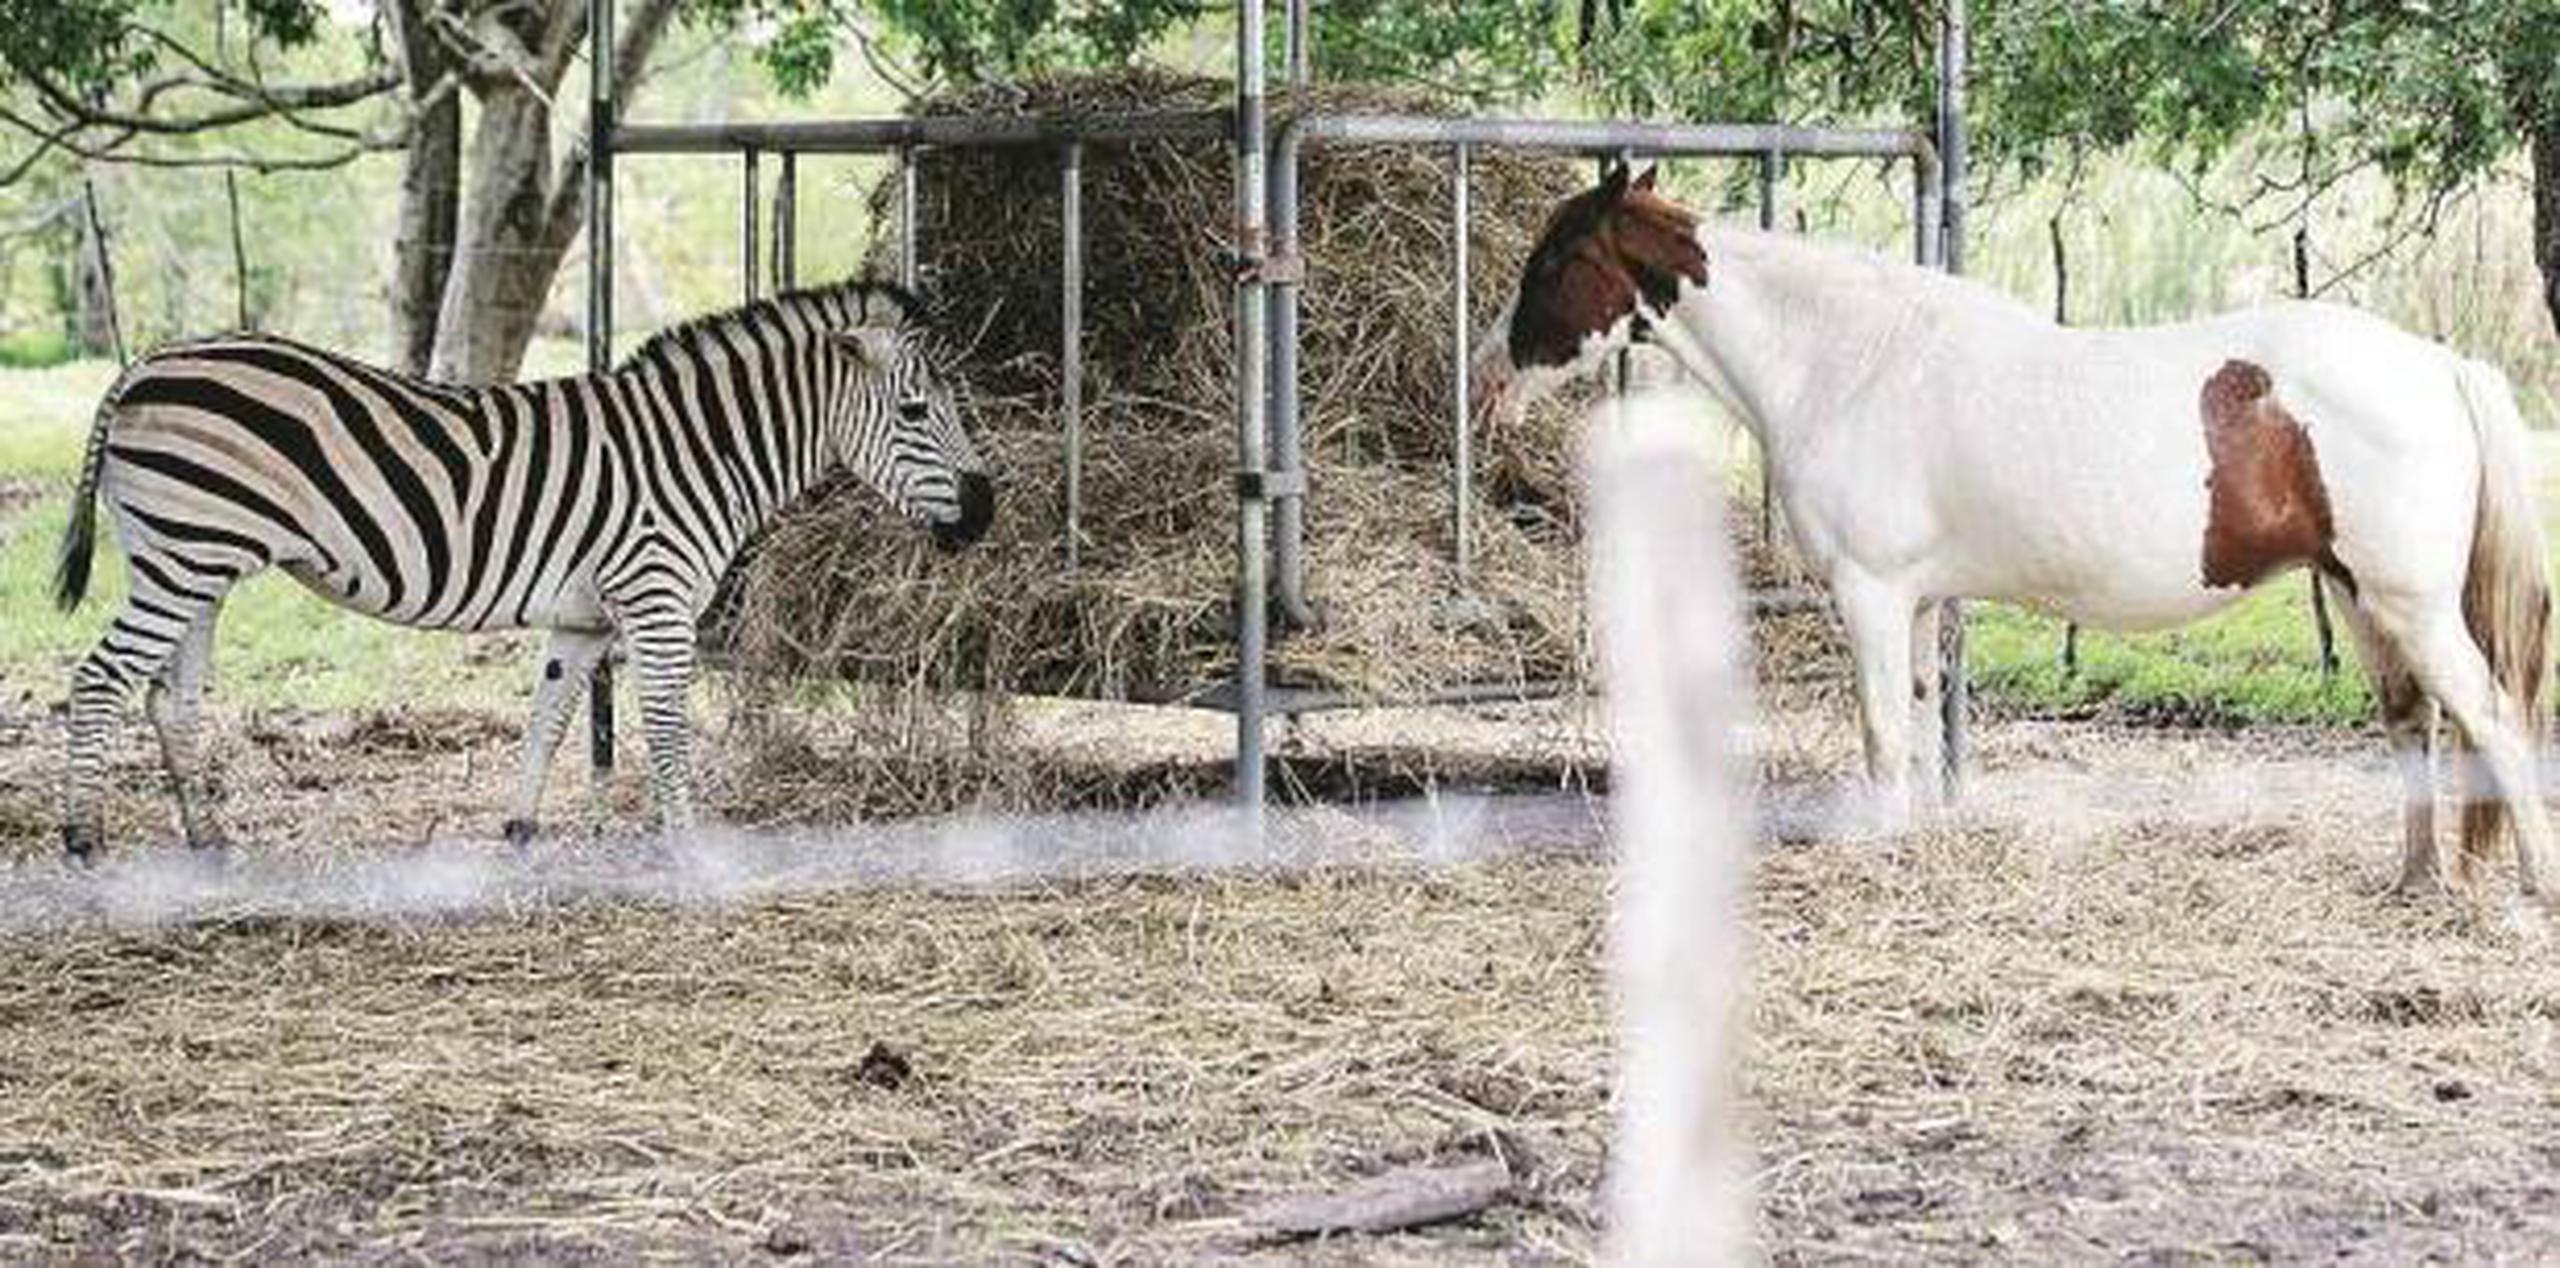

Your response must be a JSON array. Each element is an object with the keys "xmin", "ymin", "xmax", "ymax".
[
  {"xmin": 1507, "ymin": 167, "xmax": 1710, "ymax": 369},
  {"xmin": 2199, "ymin": 359, "xmax": 2352, "ymax": 592}
]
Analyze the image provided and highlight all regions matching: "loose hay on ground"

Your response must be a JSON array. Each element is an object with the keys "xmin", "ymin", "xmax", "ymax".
[{"xmin": 6, "ymin": 708, "xmax": 2560, "ymax": 1261}]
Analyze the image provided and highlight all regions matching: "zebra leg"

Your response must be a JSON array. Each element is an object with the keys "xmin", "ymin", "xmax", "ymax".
[
  {"xmin": 504, "ymin": 627, "xmax": 614, "ymax": 846},
  {"xmin": 63, "ymin": 580, "xmax": 230, "ymax": 860},
  {"xmin": 609, "ymin": 596, "xmax": 700, "ymax": 836},
  {"xmin": 144, "ymin": 605, "xmax": 228, "ymax": 852}
]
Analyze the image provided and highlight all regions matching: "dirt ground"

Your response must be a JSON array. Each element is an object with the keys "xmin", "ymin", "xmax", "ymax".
[{"xmin": 4, "ymin": 692, "xmax": 2560, "ymax": 1264}]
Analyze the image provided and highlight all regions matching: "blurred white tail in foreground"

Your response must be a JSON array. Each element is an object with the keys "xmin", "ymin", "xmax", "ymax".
[{"xmin": 1592, "ymin": 389, "xmax": 1756, "ymax": 1266}]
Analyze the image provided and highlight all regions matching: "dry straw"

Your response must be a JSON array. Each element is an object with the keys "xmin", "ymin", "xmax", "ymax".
[{"xmin": 707, "ymin": 71, "xmax": 1598, "ymax": 710}]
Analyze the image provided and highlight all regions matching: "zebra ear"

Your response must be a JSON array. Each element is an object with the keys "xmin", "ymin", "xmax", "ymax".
[{"xmin": 832, "ymin": 327, "xmax": 902, "ymax": 371}]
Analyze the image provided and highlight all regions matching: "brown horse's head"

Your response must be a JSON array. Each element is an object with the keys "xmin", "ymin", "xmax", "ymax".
[{"xmin": 1505, "ymin": 162, "xmax": 1710, "ymax": 371}]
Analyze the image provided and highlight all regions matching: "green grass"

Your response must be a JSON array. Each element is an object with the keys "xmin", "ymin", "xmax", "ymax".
[
  {"xmin": 1967, "ymin": 582, "xmax": 2375, "ymax": 727},
  {"xmin": 1961, "ymin": 432, "xmax": 2560, "ymax": 727},
  {"xmin": 0, "ymin": 358, "xmax": 530, "ymax": 711},
  {"xmin": 0, "ymin": 326, "xmax": 73, "ymax": 370},
  {"xmin": 0, "ymin": 365, "xmax": 2551, "ymax": 731}
]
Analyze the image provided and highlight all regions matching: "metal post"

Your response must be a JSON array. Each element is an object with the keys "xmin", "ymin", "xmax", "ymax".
[
  {"xmin": 1452, "ymin": 142, "xmax": 1474, "ymax": 584},
  {"xmin": 2292, "ymin": 226, "xmax": 2339, "ymax": 680},
  {"xmin": 1062, "ymin": 140, "xmax": 1086, "ymax": 571},
  {"xmin": 1267, "ymin": 127, "xmax": 1316, "ymax": 630},
  {"xmin": 1756, "ymin": 149, "xmax": 1780, "ymax": 547},
  {"xmin": 775, "ymin": 150, "xmax": 797, "ymax": 290},
  {"xmin": 898, "ymin": 146, "xmax": 920, "ymax": 290},
  {"xmin": 585, "ymin": 0, "xmax": 617, "ymax": 774},
  {"xmin": 1936, "ymin": 0, "xmax": 1970, "ymax": 800},
  {"xmin": 1609, "ymin": 152, "xmax": 1633, "ymax": 398},
  {"xmin": 1286, "ymin": 0, "xmax": 1310, "ymax": 88},
  {"xmin": 741, "ymin": 147, "xmax": 760, "ymax": 303},
  {"xmin": 1233, "ymin": 0, "xmax": 1272, "ymax": 809}
]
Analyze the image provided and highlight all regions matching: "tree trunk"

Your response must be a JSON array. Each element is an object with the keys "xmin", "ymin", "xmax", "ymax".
[
  {"xmin": 386, "ymin": 0, "xmax": 460, "ymax": 374},
  {"xmin": 2535, "ymin": 119, "xmax": 2560, "ymax": 340},
  {"xmin": 391, "ymin": 84, "xmax": 459, "ymax": 374},
  {"xmin": 431, "ymin": 84, "xmax": 566, "ymax": 384},
  {"xmin": 423, "ymin": 0, "xmax": 680, "ymax": 385},
  {"xmin": 70, "ymin": 174, "xmax": 117, "ymax": 358}
]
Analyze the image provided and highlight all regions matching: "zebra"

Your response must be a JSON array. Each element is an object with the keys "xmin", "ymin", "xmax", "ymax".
[{"xmin": 52, "ymin": 279, "xmax": 992, "ymax": 859}]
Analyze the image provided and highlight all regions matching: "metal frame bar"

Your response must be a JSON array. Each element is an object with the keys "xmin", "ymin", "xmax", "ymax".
[
  {"xmin": 1267, "ymin": 113, "xmax": 1940, "ymax": 624},
  {"xmin": 1062, "ymin": 140, "xmax": 1086, "ymax": 571},
  {"xmin": 1756, "ymin": 149, "xmax": 1781, "ymax": 545},
  {"xmin": 741, "ymin": 147, "xmax": 760, "ymax": 304},
  {"xmin": 581, "ymin": 0, "xmax": 1969, "ymax": 810},
  {"xmin": 585, "ymin": 0, "xmax": 616, "ymax": 774},
  {"xmin": 897, "ymin": 147, "xmax": 919, "ymax": 289},
  {"xmin": 1264, "ymin": 113, "xmax": 1950, "ymax": 799},
  {"xmin": 1451, "ymin": 143, "xmax": 1474, "ymax": 584},
  {"xmin": 1936, "ymin": 0, "xmax": 1971, "ymax": 800},
  {"xmin": 775, "ymin": 151, "xmax": 797, "ymax": 290},
  {"xmin": 1286, "ymin": 0, "xmax": 1310, "ymax": 88},
  {"xmin": 615, "ymin": 112, "xmax": 1231, "ymax": 153},
  {"xmin": 1233, "ymin": 0, "xmax": 1273, "ymax": 811}
]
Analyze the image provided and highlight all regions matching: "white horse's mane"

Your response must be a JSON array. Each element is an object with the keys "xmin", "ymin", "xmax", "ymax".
[{"xmin": 1700, "ymin": 222, "xmax": 2048, "ymax": 327}]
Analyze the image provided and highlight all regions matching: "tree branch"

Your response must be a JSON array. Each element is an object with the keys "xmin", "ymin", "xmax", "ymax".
[
  {"xmin": 25, "ymin": 63, "xmax": 403, "ymax": 138},
  {"xmin": 0, "ymin": 104, "xmax": 403, "ymax": 177},
  {"xmin": 536, "ymin": 0, "xmax": 682, "ymax": 261}
]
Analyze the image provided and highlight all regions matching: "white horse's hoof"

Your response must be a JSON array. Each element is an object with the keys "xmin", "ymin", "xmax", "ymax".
[
  {"xmin": 1834, "ymin": 787, "xmax": 1913, "ymax": 841},
  {"xmin": 2497, "ymin": 896, "xmax": 2553, "ymax": 945}
]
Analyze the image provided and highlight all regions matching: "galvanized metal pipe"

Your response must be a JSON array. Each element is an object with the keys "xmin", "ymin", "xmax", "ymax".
[
  {"xmin": 898, "ymin": 146, "xmax": 919, "ymax": 290},
  {"xmin": 1286, "ymin": 0, "xmax": 1310, "ymax": 87},
  {"xmin": 1451, "ymin": 142, "xmax": 1473, "ymax": 584},
  {"xmin": 741, "ymin": 147, "xmax": 760, "ymax": 304},
  {"xmin": 1282, "ymin": 114, "xmax": 1926, "ymax": 156},
  {"xmin": 775, "ymin": 150, "xmax": 797, "ymax": 290},
  {"xmin": 585, "ymin": 0, "xmax": 616, "ymax": 773},
  {"xmin": 1757, "ymin": 149, "xmax": 1780, "ymax": 545},
  {"xmin": 1062, "ymin": 140, "xmax": 1085, "ymax": 571},
  {"xmin": 1233, "ymin": 0, "xmax": 1271, "ymax": 809},
  {"xmin": 614, "ymin": 111, "xmax": 1231, "ymax": 154},
  {"xmin": 1264, "ymin": 112, "xmax": 1934, "ymax": 627},
  {"xmin": 1265, "ymin": 122, "xmax": 1316, "ymax": 631},
  {"xmin": 1937, "ymin": 0, "xmax": 1971, "ymax": 799},
  {"xmin": 1610, "ymin": 151, "xmax": 1633, "ymax": 402}
]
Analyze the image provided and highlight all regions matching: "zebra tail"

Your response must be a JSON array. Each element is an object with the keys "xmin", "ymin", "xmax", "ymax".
[{"xmin": 52, "ymin": 386, "xmax": 119, "ymax": 613}]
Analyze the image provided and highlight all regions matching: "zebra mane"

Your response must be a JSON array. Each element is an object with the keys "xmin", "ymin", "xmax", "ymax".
[{"xmin": 621, "ymin": 278, "xmax": 926, "ymax": 368}]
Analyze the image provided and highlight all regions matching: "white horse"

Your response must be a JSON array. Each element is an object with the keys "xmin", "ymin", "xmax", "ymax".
[{"xmin": 1483, "ymin": 164, "xmax": 2553, "ymax": 905}]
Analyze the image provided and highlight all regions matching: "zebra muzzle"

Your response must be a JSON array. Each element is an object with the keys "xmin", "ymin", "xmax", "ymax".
[{"xmin": 933, "ymin": 472, "xmax": 996, "ymax": 551}]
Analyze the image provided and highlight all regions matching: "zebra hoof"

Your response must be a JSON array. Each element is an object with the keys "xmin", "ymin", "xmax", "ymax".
[
  {"xmin": 61, "ymin": 822, "xmax": 102, "ymax": 865},
  {"xmin": 502, "ymin": 818, "xmax": 538, "ymax": 848}
]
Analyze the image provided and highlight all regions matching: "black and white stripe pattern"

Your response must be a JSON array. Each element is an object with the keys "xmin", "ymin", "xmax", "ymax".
[{"xmin": 55, "ymin": 280, "xmax": 992, "ymax": 857}]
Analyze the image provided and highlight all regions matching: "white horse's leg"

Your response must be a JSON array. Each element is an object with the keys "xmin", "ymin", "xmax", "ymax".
[
  {"xmin": 2327, "ymin": 583, "xmax": 2442, "ymax": 893},
  {"xmin": 1907, "ymin": 599, "xmax": 1944, "ymax": 815},
  {"xmin": 1832, "ymin": 569, "xmax": 1916, "ymax": 835},
  {"xmin": 2390, "ymin": 608, "xmax": 2554, "ymax": 905},
  {"xmin": 504, "ymin": 627, "xmax": 615, "ymax": 846}
]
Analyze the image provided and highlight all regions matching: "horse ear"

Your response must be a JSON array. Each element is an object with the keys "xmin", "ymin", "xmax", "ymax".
[
  {"xmin": 1599, "ymin": 160, "xmax": 1630, "ymax": 202},
  {"xmin": 1633, "ymin": 164, "xmax": 1659, "ymax": 193}
]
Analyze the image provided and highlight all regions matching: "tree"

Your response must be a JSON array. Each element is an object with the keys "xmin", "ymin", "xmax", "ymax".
[
  {"xmin": 0, "ymin": 0, "xmax": 681, "ymax": 383},
  {"xmin": 1570, "ymin": 1, "xmax": 2560, "ymax": 338},
  {"xmin": 12, "ymin": 1, "xmax": 2556, "ymax": 382}
]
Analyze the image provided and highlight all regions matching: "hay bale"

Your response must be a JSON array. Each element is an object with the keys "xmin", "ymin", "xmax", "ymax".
[{"xmin": 709, "ymin": 70, "xmax": 1595, "ymax": 704}]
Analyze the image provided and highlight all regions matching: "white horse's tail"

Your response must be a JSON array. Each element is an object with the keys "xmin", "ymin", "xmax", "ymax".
[{"xmin": 2453, "ymin": 358, "xmax": 2551, "ymax": 870}]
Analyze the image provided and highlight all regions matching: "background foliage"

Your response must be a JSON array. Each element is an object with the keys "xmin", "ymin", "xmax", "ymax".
[{"xmin": 2, "ymin": 2, "xmax": 2558, "ymax": 727}]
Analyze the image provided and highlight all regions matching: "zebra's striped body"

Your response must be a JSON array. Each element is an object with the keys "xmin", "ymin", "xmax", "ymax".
[{"xmin": 56, "ymin": 280, "xmax": 991, "ymax": 857}]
